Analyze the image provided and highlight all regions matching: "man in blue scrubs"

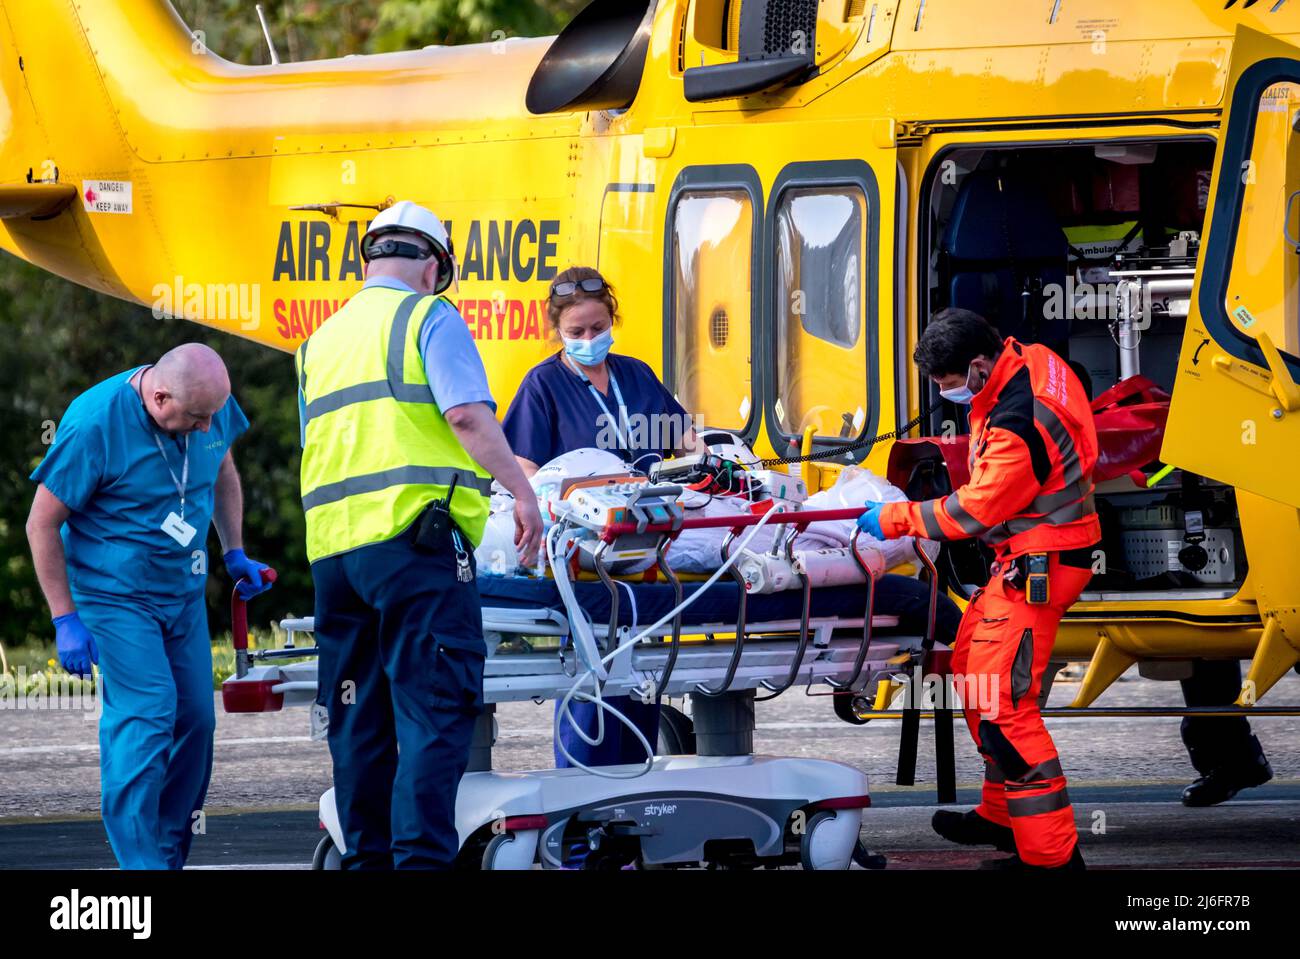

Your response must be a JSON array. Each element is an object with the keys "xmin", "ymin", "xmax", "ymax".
[{"xmin": 26, "ymin": 343, "xmax": 272, "ymax": 869}]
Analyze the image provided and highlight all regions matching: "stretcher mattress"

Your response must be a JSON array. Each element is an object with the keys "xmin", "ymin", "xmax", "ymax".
[{"xmin": 477, "ymin": 574, "xmax": 875, "ymax": 629}]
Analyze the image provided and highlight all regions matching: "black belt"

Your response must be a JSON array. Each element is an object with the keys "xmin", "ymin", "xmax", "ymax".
[{"xmin": 991, "ymin": 543, "xmax": 1099, "ymax": 579}]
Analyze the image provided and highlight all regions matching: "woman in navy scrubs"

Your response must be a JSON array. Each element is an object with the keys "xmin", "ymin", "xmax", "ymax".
[{"xmin": 502, "ymin": 265, "xmax": 702, "ymax": 767}]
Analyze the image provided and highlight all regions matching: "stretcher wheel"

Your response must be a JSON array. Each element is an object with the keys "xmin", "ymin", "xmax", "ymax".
[
  {"xmin": 657, "ymin": 704, "xmax": 696, "ymax": 755},
  {"xmin": 799, "ymin": 810, "xmax": 859, "ymax": 870},
  {"xmin": 482, "ymin": 830, "xmax": 538, "ymax": 870},
  {"xmin": 312, "ymin": 834, "xmax": 342, "ymax": 870},
  {"xmin": 832, "ymin": 691, "xmax": 872, "ymax": 726}
]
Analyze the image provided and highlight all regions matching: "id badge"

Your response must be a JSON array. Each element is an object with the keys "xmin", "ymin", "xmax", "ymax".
[{"xmin": 161, "ymin": 511, "xmax": 197, "ymax": 547}]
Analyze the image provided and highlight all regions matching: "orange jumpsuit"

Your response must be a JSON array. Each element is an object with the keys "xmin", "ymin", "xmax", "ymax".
[{"xmin": 881, "ymin": 337, "xmax": 1101, "ymax": 867}]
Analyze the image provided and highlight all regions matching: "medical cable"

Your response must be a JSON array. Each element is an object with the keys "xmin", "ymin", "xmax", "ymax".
[{"xmin": 550, "ymin": 506, "xmax": 781, "ymax": 779}]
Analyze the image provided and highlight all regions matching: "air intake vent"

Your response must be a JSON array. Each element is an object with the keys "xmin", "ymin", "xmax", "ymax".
[
  {"xmin": 710, "ymin": 307, "xmax": 730, "ymax": 348},
  {"xmin": 760, "ymin": 0, "xmax": 818, "ymax": 57},
  {"xmin": 845, "ymin": 0, "xmax": 867, "ymax": 18},
  {"xmin": 526, "ymin": 0, "xmax": 657, "ymax": 115},
  {"xmin": 684, "ymin": 0, "xmax": 819, "ymax": 102}
]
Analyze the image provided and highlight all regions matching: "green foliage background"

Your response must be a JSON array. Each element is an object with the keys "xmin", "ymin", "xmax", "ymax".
[{"xmin": 0, "ymin": 0, "xmax": 578, "ymax": 645}]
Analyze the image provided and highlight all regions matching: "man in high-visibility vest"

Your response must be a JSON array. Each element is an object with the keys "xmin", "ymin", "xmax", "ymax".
[
  {"xmin": 296, "ymin": 200, "xmax": 542, "ymax": 869},
  {"xmin": 859, "ymin": 308, "xmax": 1100, "ymax": 871}
]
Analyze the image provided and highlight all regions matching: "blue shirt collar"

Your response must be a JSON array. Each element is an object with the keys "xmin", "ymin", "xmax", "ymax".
[{"xmin": 363, "ymin": 275, "xmax": 418, "ymax": 294}]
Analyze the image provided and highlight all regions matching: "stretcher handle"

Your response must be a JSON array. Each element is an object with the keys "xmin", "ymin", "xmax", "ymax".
[
  {"xmin": 231, "ymin": 567, "xmax": 280, "ymax": 652},
  {"xmin": 652, "ymin": 537, "xmax": 684, "ymax": 704},
  {"xmin": 826, "ymin": 527, "xmax": 878, "ymax": 692},
  {"xmin": 754, "ymin": 527, "xmax": 812, "ymax": 702},
  {"xmin": 600, "ymin": 505, "xmax": 866, "ymax": 541},
  {"xmin": 694, "ymin": 527, "xmax": 750, "ymax": 697}
]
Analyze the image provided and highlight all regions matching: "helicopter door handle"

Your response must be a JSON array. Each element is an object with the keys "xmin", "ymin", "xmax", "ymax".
[{"xmin": 1257, "ymin": 331, "xmax": 1300, "ymax": 413}]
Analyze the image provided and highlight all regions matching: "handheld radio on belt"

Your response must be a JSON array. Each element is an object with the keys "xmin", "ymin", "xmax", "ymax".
[
  {"xmin": 1025, "ymin": 554, "xmax": 1050, "ymax": 604},
  {"xmin": 412, "ymin": 474, "xmax": 474, "ymax": 582},
  {"xmin": 1001, "ymin": 552, "xmax": 1051, "ymax": 604}
]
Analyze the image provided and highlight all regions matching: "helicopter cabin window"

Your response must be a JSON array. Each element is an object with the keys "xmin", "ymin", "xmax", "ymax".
[
  {"xmin": 774, "ymin": 186, "xmax": 869, "ymax": 439},
  {"xmin": 1224, "ymin": 83, "xmax": 1300, "ymax": 359},
  {"xmin": 919, "ymin": 137, "xmax": 1251, "ymax": 601},
  {"xmin": 670, "ymin": 189, "xmax": 754, "ymax": 431}
]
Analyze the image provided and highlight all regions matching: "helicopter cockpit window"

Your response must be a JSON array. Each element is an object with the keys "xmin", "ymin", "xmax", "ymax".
[{"xmin": 774, "ymin": 186, "xmax": 868, "ymax": 439}]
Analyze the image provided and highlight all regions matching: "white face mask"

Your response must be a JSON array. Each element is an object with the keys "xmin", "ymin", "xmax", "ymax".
[{"xmin": 939, "ymin": 363, "xmax": 978, "ymax": 405}]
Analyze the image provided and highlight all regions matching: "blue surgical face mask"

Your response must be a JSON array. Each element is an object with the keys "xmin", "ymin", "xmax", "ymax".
[
  {"xmin": 939, "ymin": 363, "xmax": 977, "ymax": 405},
  {"xmin": 563, "ymin": 328, "xmax": 614, "ymax": 368}
]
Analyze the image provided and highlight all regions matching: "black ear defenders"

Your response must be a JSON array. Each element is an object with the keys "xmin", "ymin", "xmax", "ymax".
[
  {"xmin": 363, "ymin": 237, "xmax": 432, "ymax": 261},
  {"xmin": 362, "ymin": 233, "xmax": 456, "ymax": 294}
]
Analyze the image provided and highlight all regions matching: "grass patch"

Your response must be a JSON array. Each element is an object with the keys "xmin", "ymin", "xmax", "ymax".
[
  {"xmin": 1, "ymin": 623, "xmax": 317, "ymax": 695},
  {"xmin": 211, "ymin": 624, "xmax": 317, "ymax": 690}
]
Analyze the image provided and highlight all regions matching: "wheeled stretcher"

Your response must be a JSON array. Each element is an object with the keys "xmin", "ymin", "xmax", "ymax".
[{"xmin": 223, "ymin": 486, "xmax": 949, "ymax": 870}]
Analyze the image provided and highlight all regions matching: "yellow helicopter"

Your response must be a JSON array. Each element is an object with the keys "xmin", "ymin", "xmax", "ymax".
[{"xmin": 0, "ymin": 0, "xmax": 1298, "ymax": 713}]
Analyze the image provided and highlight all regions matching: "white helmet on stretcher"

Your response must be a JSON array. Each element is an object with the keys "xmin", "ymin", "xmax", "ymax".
[{"xmin": 361, "ymin": 200, "xmax": 459, "ymax": 294}]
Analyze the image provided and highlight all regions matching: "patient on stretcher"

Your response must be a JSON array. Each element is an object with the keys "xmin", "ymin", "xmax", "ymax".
[
  {"xmin": 475, "ymin": 446, "xmax": 938, "ymax": 583},
  {"xmin": 473, "ymin": 445, "xmax": 961, "ymax": 650}
]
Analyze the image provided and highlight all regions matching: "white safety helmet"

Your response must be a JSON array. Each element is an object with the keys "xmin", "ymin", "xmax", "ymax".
[{"xmin": 362, "ymin": 200, "xmax": 458, "ymax": 294}]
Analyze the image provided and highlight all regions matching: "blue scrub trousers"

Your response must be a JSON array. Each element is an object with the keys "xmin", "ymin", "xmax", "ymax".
[
  {"xmin": 312, "ymin": 533, "xmax": 485, "ymax": 870},
  {"xmin": 75, "ymin": 589, "xmax": 215, "ymax": 870},
  {"xmin": 554, "ymin": 697, "xmax": 660, "ymax": 767}
]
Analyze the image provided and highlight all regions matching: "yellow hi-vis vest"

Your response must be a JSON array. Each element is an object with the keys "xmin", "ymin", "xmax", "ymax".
[{"xmin": 295, "ymin": 286, "xmax": 492, "ymax": 564}]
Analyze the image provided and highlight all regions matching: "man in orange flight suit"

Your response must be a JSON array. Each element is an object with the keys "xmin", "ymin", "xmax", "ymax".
[{"xmin": 858, "ymin": 308, "xmax": 1100, "ymax": 871}]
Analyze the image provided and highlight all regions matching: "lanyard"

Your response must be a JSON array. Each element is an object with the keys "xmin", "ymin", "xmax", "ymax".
[
  {"xmin": 152, "ymin": 431, "xmax": 190, "ymax": 519},
  {"xmin": 135, "ymin": 365, "xmax": 192, "ymax": 518},
  {"xmin": 566, "ymin": 356, "xmax": 630, "ymax": 451}
]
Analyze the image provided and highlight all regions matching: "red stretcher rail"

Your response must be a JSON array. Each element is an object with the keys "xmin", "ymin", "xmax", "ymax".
[{"xmin": 599, "ymin": 505, "xmax": 868, "ymax": 542}]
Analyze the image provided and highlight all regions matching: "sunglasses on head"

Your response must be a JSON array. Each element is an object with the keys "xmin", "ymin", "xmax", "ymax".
[{"xmin": 550, "ymin": 277, "xmax": 606, "ymax": 298}]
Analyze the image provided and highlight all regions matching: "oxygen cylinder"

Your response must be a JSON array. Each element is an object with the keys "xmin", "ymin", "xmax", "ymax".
[
  {"xmin": 736, "ymin": 550, "xmax": 800, "ymax": 594},
  {"xmin": 793, "ymin": 545, "xmax": 886, "ymax": 587}
]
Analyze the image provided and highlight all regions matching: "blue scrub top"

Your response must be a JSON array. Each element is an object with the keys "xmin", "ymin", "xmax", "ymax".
[
  {"xmin": 501, "ymin": 352, "xmax": 689, "ymax": 471},
  {"xmin": 31, "ymin": 367, "xmax": 249, "ymax": 601}
]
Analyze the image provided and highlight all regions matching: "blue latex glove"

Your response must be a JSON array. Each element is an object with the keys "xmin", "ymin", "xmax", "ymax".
[
  {"xmin": 224, "ymin": 549, "xmax": 273, "ymax": 601},
  {"xmin": 53, "ymin": 612, "xmax": 98, "ymax": 676},
  {"xmin": 856, "ymin": 501, "xmax": 886, "ymax": 540}
]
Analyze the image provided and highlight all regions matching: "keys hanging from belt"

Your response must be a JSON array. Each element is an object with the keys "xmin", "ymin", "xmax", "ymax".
[{"xmin": 452, "ymin": 527, "xmax": 473, "ymax": 583}]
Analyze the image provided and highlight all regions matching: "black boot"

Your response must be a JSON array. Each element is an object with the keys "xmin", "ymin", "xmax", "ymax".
[
  {"xmin": 979, "ymin": 845, "xmax": 1086, "ymax": 872},
  {"xmin": 932, "ymin": 809, "xmax": 1016, "ymax": 853},
  {"xmin": 1182, "ymin": 753, "xmax": 1273, "ymax": 807}
]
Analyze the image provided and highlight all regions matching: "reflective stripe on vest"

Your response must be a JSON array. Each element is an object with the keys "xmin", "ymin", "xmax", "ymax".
[{"xmin": 301, "ymin": 465, "xmax": 492, "ymax": 512}]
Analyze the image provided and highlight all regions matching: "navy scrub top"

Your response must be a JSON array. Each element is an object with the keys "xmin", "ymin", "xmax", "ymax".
[{"xmin": 501, "ymin": 353, "xmax": 690, "ymax": 472}]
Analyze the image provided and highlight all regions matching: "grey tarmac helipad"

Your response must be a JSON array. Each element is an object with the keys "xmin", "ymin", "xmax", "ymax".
[{"xmin": 2, "ymin": 671, "xmax": 1297, "ymax": 869}]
